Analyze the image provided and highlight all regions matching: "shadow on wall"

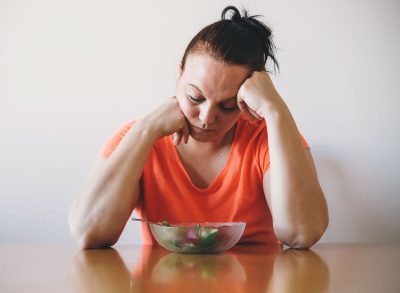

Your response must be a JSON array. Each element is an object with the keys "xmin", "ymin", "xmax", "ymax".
[{"xmin": 312, "ymin": 146, "xmax": 396, "ymax": 243}]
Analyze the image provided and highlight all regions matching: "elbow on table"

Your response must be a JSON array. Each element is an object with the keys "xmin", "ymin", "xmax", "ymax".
[
  {"xmin": 74, "ymin": 231, "xmax": 118, "ymax": 250},
  {"xmin": 275, "ymin": 221, "xmax": 329, "ymax": 250},
  {"xmin": 68, "ymin": 217, "xmax": 118, "ymax": 250},
  {"xmin": 283, "ymin": 232, "xmax": 322, "ymax": 250}
]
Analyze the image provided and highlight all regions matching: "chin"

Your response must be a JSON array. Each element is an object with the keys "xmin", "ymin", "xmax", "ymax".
[{"xmin": 190, "ymin": 132, "xmax": 219, "ymax": 142}]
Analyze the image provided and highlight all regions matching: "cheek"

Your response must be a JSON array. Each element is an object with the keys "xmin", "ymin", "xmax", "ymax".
[{"xmin": 176, "ymin": 96, "xmax": 198, "ymax": 119}]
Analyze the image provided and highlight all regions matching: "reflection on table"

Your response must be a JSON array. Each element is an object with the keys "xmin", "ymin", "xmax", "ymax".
[
  {"xmin": 1, "ymin": 243, "xmax": 399, "ymax": 292},
  {"xmin": 70, "ymin": 244, "xmax": 329, "ymax": 293}
]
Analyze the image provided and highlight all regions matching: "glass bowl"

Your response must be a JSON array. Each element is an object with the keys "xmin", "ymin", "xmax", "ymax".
[{"xmin": 149, "ymin": 222, "xmax": 246, "ymax": 254}]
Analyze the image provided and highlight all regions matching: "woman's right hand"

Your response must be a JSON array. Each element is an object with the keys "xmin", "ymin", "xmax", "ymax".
[{"xmin": 142, "ymin": 96, "xmax": 190, "ymax": 145}]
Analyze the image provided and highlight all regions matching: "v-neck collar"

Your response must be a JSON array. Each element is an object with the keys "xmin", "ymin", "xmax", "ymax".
[{"xmin": 168, "ymin": 121, "xmax": 241, "ymax": 193}]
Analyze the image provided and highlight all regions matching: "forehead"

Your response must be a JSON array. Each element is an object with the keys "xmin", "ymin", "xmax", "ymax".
[{"xmin": 182, "ymin": 53, "xmax": 250, "ymax": 100}]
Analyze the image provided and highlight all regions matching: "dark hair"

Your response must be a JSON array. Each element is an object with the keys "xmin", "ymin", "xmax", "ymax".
[{"xmin": 181, "ymin": 5, "xmax": 279, "ymax": 74}]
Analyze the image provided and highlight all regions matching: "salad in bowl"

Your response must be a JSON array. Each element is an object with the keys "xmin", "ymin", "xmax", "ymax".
[{"xmin": 148, "ymin": 220, "xmax": 246, "ymax": 254}]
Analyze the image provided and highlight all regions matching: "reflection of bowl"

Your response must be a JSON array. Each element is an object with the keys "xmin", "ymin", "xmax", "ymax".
[
  {"xmin": 150, "ymin": 222, "xmax": 246, "ymax": 254},
  {"xmin": 151, "ymin": 253, "xmax": 247, "ymax": 283}
]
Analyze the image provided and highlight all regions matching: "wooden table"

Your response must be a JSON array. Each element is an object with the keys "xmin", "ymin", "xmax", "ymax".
[{"xmin": 1, "ymin": 243, "xmax": 399, "ymax": 292}]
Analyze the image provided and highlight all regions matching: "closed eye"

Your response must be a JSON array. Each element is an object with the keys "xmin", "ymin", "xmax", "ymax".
[
  {"xmin": 187, "ymin": 95, "xmax": 204, "ymax": 103},
  {"xmin": 187, "ymin": 94, "xmax": 238, "ymax": 112},
  {"xmin": 220, "ymin": 104, "xmax": 238, "ymax": 111},
  {"xmin": 220, "ymin": 98, "xmax": 238, "ymax": 111}
]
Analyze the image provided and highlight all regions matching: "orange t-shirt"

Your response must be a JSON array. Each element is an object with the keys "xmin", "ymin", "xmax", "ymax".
[{"xmin": 100, "ymin": 115, "xmax": 309, "ymax": 245}]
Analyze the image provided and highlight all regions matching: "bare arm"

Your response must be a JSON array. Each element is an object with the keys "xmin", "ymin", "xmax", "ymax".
[
  {"xmin": 68, "ymin": 97, "xmax": 190, "ymax": 249},
  {"xmin": 68, "ymin": 119, "xmax": 159, "ymax": 249},
  {"xmin": 236, "ymin": 71, "xmax": 328, "ymax": 249},
  {"xmin": 263, "ymin": 105, "xmax": 329, "ymax": 249}
]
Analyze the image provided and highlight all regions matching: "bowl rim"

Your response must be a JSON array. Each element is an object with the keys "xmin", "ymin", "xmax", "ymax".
[{"xmin": 150, "ymin": 221, "xmax": 246, "ymax": 228}]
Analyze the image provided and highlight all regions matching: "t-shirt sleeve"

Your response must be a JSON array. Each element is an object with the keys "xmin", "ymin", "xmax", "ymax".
[
  {"xmin": 98, "ymin": 121, "xmax": 135, "ymax": 158},
  {"xmin": 257, "ymin": 128, "xmax": 310, "ymax": 174}
]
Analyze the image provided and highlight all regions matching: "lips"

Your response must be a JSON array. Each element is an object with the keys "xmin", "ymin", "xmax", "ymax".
[{"xmin": 191, "ymin": 125, "xmax": 217, "ymax": 132}]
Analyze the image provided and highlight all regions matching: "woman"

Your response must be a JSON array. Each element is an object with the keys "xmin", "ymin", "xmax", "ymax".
[{"xmin": 68, "ymin": 6, "xmax": 329, "ymax": 249}]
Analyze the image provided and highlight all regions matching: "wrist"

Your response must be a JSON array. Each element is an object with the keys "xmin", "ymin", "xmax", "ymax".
[
  {"xmin": 261, "ymin": 99, "xmax": 289, "ymax": 120},
  {"xmin": 135, "ymin": 117, "xmax": 163, "ymax": 141}
]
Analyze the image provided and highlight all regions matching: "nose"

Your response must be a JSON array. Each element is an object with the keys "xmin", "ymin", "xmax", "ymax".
[{"xmin": 199, "ymin": 102, "xmax": 217, "ymax": 129}]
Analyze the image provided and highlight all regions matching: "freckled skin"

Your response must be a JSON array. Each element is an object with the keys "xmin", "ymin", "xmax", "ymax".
[{"xmin": 175, "ymin": 53, "xmax": 250, "ymax": 143}]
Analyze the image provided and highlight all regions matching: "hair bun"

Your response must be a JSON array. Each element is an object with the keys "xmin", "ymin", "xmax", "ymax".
[
  {"xmin": 222, "ymin": 6, "xmax": 272, "ymax": 38},
  {"xmin": 221, "ymin": 6, "xmax": 243, "ymax": 22}
]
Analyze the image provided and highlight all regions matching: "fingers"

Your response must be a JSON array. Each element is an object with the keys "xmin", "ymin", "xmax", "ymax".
[
  {"xmin": 174, "ymin": 132, "xmax": 183, "ymax": 145},
  {"xmin": 238, "ymin": 99, "xmax": 262, "ymax": 121},
  {"xmin": 237, "ymin": 93, "xmax": 251, "ymax": 117},
  {"xmin": 173, "ymin": 120, "xmax": 190, "ymax": 146},
  {"xmin": 182, "ymin": 120, "xmax": 190, "ymax": 144},
  {"xmin": 175, "ymin": 119, "xmax": 190, "ymax": 146},
  {"xmin": 248, "ymin": 108, "xmax": 263, "ymax": 120},
  {"xmin": 176, "ymin": 132, "xmax": 183, "ymax": 145},
  {"xmin": 172, "ymin": 133, "xmax": 177, "ymax": 145},
  {"xmin": 172, "ymin": 132, "xmax": 182, "ymax": 146},
  {"xmin": 237, "ymin": 98, "xmax": 246, "ymax": 114},
  {"xmin": 237, "ymin": 86, "xmax": 255, "ymax": 119}
]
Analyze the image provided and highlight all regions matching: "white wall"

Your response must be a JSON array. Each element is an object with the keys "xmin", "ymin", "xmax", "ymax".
[{"xmin": 1, "ymin": 0, "xmax": 399, "ymax": 245}]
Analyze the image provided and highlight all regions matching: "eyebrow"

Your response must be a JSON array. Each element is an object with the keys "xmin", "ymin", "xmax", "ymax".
[{"xmin": 188, "ymin": 83, "xmax": 237, "ymax": 102}]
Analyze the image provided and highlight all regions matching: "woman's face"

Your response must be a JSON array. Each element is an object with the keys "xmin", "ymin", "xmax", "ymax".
[{"xmin": 176, "ymin": 53, "xmax": 250, "ymax": 142}]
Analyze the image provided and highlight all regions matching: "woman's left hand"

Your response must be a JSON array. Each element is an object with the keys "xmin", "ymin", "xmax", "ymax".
[{"xmin": 236, "ymin": 71, "xmax": 285, "ymax": 120}]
